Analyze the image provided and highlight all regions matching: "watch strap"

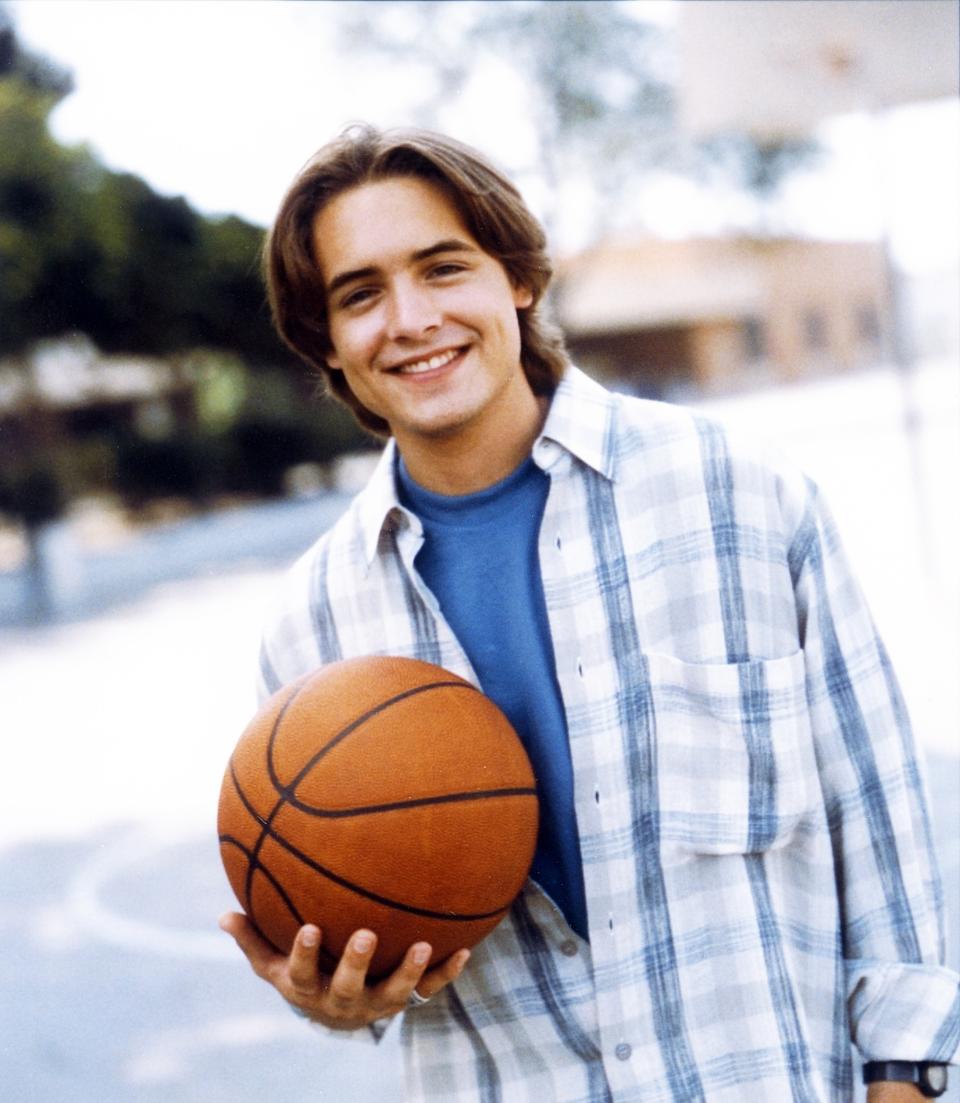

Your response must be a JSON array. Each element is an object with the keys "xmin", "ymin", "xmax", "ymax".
[{"xmin": 863, "ymin": 1061, "xmax": 949, "ymax": 1097}]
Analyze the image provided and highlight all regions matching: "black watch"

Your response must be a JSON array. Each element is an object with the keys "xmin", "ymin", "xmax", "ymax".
[{"xmin": 863, "ymin": 1060, "xmax": 949, "ymax": 1097}]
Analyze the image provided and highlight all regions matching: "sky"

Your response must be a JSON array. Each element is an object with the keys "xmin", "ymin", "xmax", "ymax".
[{"xmin": 8, "ymin": 0, "xmax": 960, "ymax": 272}]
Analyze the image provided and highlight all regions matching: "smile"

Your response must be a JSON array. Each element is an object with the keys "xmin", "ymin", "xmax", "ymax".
[{"xmin": 390, "ymin": 348, "xmax": 462, "ymax": 375}]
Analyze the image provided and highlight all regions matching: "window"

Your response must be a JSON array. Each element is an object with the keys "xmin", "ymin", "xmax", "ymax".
[
  {"xmin": 857, "ymin": 304, "xmax": 881, "ymax": 344},
  {"xmin": 742, "ymin": 317, "xmax": 766, "ymax": 361},
  {"xmin": 803, "ymin": 309, "xmax": 828, "ymax": 351}
]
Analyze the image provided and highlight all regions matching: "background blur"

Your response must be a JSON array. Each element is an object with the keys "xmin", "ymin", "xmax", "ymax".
[{"xmin": 1, "ymin": 2, "xmax": 957, "ymax": 1100}]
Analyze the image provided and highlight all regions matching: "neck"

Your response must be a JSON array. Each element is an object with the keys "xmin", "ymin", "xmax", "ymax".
[{"xmin": 397, "ymin": 388, "xmax": 548, "ymax": 496}]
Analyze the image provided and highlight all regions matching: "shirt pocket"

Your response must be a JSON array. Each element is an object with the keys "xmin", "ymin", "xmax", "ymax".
[{"xmin": 643, "ymin": 649, "xmax": 818, "ymax": 858}]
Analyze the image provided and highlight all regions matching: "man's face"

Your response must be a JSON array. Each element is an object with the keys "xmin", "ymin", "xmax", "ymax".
[{"xmin": 312, "ymin": 176, "xmax": 534, "ymax": 455}]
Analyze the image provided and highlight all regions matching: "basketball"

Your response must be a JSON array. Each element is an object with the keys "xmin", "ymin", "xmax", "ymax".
[{"xmin": 218, "ymin": 655, "xmax": 539, "ymax": 979}]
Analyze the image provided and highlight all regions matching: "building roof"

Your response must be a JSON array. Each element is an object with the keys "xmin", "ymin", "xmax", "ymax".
[
  {"xmin": 557, "ymin": 237, "xmax": 766, "ymax": 335},
  {"xmin": 678, "ymin": 0, "xmax": 959, "ymax": 139},
  {"xmin": 555, "ymin": 236, "xmax": 885, "ymax": 336}
]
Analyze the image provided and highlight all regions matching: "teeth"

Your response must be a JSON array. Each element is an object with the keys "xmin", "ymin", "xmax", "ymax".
[{"xmin": 396, "ymin": 348, "xmax": 458, "ymax": 374}]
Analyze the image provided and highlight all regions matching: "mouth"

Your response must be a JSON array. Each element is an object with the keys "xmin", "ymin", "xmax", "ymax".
[{"xmin": 387, "ymin": 347, "xmax": 464, "ymax": 376}]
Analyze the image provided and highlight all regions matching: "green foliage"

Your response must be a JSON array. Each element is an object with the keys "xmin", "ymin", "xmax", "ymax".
[
  {"xmin": 0, "ymin": 4, "xmax": 73, "ymax": 100},
  {"xmin": 218, "ymin": 374, "xmax": 374, "ymax": 499},
  {"xmin": 112, "ymin": 427, "xmax": 221, "ymax": 507},
  {"xmin": 108, "ymin": 373, "xmax": 374, "ymax": 508},
  {"xmin": 0, "ymin": 5, "xmax": 370, "ymax": 518},
  {"xmin": 0, "ymin": 7, "xmax": 280, "ymax": 364},
  {"xmin": 0, "ymin": 76, "xmax": 99, "ymax": 352},
  {"xmin": 337, "ymin": 0, "xmax": 818, "ymax": 238}
]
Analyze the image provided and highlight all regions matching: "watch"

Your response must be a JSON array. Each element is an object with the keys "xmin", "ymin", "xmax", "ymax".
[{"xmin": 863, "ymin": 1061, "xmax": 949, "ymax": 1098}]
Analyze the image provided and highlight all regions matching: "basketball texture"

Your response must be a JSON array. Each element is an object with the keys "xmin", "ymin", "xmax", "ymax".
[{"xmin": 218, "ymin": 655, "xmax": 539, "ymax": 979}]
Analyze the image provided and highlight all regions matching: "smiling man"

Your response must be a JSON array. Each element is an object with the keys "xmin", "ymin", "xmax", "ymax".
[
  {"xmin": 220, "ymin": 126, "xmax": 957, "ymax": 1102},
  {"xmin": 314, "ymin": 174, "xmax": 540, "ymax": 494}
]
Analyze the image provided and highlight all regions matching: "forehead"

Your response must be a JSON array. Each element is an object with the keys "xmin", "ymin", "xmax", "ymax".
[{"xmin": 311, "ymin": 176, "xmax": 477, "ymax": 284}]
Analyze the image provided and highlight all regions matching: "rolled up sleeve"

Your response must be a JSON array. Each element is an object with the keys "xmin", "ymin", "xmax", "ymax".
[{"xmin": 791, "ymin": 482, "xmax": 959, "ymax": 1062}]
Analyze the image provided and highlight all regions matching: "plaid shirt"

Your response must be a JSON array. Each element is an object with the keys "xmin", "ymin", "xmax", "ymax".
[{"xmin": 258, "ymin": 366, "xmax": 959, "ymax": 1101}]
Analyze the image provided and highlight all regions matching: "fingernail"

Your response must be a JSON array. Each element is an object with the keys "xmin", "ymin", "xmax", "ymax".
[
  {"xmin": 412, "ymin": 944, "xmax": 431, "ymax": 965},
  {"xmin": 353, "ymin": 933, "xmax": 373, "ymax": 953},
  {"xmin": 456, "ymin": 950, "xmax": 471, "ymax": 971},
  {"xmin": 301, "ymin": 926, "xmax": 319, "ymax": 948}
]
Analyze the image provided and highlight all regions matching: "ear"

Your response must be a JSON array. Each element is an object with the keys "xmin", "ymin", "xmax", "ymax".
[
  {"xmin": 325, "ymin": 352, "xmax": 342, "ymax": 371},
  {"xmin": 512, "ymin": 284, "xmax": 534, "ymax": 310}
]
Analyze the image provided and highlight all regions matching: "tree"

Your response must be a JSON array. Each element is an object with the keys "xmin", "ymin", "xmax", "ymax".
[
  {"xmin": 0, "ymin": 3, "xmax": 72, "ymax": 98},
  {"xmin": 335, "ymin": 0, "xmax": 817, "ymax": 244},
  {"xmin": 1, "ymin": 2, "xmax": 360, "ymax": 614},
  {"xmin": 0, "ymin": 3, "xmax": 279, "ymax": 365}
]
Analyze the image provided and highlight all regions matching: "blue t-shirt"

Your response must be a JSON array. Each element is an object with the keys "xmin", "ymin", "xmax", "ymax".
[{"xmin": 397, "ymin": 455, "xmax": 588, "ymax": 940}]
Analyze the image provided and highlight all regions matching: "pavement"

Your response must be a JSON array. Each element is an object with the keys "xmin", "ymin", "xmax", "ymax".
[
  {"xmin": 0, "ymin": 820, "xmax": 405, "ymax": 1102},
  {"xmin": 0, "ymin": 757, "xmax": 955, "ymax": 1102}
]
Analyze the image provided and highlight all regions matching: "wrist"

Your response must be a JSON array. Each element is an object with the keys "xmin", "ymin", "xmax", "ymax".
[{"xmin": 863, "ymin": 1061, "xmax": 949, "ymax": 1099}]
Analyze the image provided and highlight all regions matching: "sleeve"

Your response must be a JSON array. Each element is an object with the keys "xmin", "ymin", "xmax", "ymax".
[
  {"xmin": 254, "ymin": 543, "xmax": 330, "ymax": 705},
  {"xmin": 789, "ymin": 479, "xmax": 960, "ymax": 1062}
]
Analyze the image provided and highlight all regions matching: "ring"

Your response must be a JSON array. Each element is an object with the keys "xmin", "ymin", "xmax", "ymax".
[{"xmin": 407, "ymin": 988, "xmax": 431, "ymax": 1007}]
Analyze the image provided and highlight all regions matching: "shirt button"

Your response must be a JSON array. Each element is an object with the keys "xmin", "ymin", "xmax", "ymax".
[
  {"xmin": 559, "ymin": 939, "xmax": 578, "ymax": 957},
  {"xmin": 615, "ymin": 1043, "xmax": 632, "ymax": 1062}
]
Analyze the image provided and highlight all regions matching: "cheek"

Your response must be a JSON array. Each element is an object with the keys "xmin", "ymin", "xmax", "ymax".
[
  {"xmin": 328, "ymin": 317, "xmax": 378, "ymax": 371},
  {"xmin": 455, "ymin": 285, "xmax": 524, "ymax": 341}
]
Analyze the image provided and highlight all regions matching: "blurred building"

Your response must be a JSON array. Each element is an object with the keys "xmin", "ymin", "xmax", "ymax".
[
  {"xmin": 556, "ymin": 237, "xmax": 889, "ymax": 399},
  {"xmin": 0, "ymin": 334, "xmax": 194, "ymax": 464},
  {"xmin": 677, "ymin": 1, "xmax": 958, "ymax": 141}
]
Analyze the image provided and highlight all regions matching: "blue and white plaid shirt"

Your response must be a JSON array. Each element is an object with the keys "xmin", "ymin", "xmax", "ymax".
[{"xmin": 258, "ymin": 366, "xmax": 959, "ymax": 1101}]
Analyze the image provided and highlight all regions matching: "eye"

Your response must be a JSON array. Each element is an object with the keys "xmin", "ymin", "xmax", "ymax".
[
  {"xmin": 339, "ymin": 286, "xmax": 378, "ymax": 310},
  {"xmin": 428, "ymin": 262, "xmax": 467, "ymax": 279}
]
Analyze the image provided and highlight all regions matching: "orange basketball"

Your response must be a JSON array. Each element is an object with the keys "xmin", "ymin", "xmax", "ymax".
[{"xmin": 218, "ymin": 655, "xmax": 539, "ymax": 979}]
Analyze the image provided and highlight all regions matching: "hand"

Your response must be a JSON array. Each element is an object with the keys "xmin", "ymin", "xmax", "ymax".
[
  {"xmin": 219, "ymin": 912, "xmax": 470, "ymax": 1031},
  {"xmin": 867, "ymin": 1083, "xmax": 927, "ymax": 1102}
]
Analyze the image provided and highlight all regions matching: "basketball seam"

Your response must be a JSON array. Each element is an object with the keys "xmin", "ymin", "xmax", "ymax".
[
  {"xmin": 284, "ymin": 785, "xmax": 539, "ymax": 818},
  {"xmin": 220, "ymin": 833, "xmax": 339, "ymax": 970},
  {"xmin": 227, "ymin": 762, "xmax": 523, "ymax": 923},
  {"xmin": 225, "ymin": 670, "xmax": 536, "ymax": 948},
  {"xmin": 266, "ymin": 678, "xmax": 484, "ymax": 801},
  {"xmin": 265, "ymin": 676, "xmax": 534, "ymax": 815},
  {"xmin": 219, "ymin": 832, "xmax": 305, "ymax": 932},
  {"xmin": 247, "ymin": 679, "xmax": 487, "ymax": 919}
]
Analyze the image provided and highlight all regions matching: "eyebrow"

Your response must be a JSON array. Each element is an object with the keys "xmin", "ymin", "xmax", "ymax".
[{"xmin": 325, "ymin": 238, "xmax": 480, "ymax": 298}]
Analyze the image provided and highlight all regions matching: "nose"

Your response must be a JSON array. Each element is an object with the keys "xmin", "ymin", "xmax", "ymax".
[{"xmin": 385, "ymin": 279, "xmax": 441, "ymax": 341}]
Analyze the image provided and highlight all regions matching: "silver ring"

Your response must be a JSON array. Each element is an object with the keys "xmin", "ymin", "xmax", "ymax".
[{"xmin": 407, "ymin": 988, "xmax": 431, "ymax": 1008}]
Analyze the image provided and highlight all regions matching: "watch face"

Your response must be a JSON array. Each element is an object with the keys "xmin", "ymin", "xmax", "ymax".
[{"xmin": 922, "ymin": 1064, "xmax": 948, "ymax": 1095}]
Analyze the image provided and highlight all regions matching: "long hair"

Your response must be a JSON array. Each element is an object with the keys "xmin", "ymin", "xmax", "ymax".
[{"xmin": 264, "ymin": 124, "xmax": 568, "ymax": 435}]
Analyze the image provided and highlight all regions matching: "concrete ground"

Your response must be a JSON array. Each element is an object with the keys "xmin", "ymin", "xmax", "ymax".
[{"xmin": 0, "ymin": 759, "xmax": 955, "ymax": 1102}]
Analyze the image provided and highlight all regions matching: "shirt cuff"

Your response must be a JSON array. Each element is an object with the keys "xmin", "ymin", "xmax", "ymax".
[{"xmin": 848, "ymin": 961, "xmax": 960, "ymax": 1062}]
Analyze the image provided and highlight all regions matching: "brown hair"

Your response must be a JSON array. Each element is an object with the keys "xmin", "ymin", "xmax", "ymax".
[{"xmin": 263, "ymin": 124, "xmax": 568, "ymax": 435}]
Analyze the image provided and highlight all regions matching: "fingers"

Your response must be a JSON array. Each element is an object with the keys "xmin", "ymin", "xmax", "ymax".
[
  {"xmin": 218, "ymin": 911, "xmax": 284, "ymax": 981},
  {"xmin": 326, "ymin": 929, "xmax": 379, "ymax": 1010},
  {"xmin": 373, "ymin": 939, "xmax": 434, "ymax": 1010},
  {"xmin": 287, "ymin": 925, "xmax": 323, "ymax": 995},
  {"xmin": 220, "ymin": 913, "xmax": 472, "ymax": 1029},
  {"xmin": 374, "ymin": 943, "xmax": 471, "ymax": 1009},
  {"xmin": 417, "ymin": 948, "xmax": 471, "ymax": 1001}
]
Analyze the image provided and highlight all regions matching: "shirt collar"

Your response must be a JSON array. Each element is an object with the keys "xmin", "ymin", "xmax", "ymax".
[
  {"xmin": 533, "ymin": 364, "xmax": 619, "ymax": 482},
  {"xmin": 354, "ymin": 364, "xmax": 618, "ymax": 566},
  {"xmin": 355, "ymin": 439, "xmax": 413, "ymax": 566}
]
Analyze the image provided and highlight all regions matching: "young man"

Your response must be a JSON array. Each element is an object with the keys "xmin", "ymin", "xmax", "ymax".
[{"xmin": 220, "ymin": 125, "xmax": 958, "ymax": 1101}]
